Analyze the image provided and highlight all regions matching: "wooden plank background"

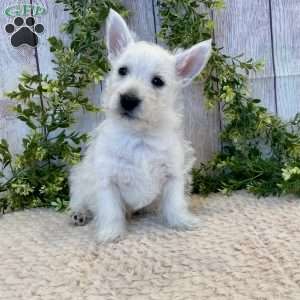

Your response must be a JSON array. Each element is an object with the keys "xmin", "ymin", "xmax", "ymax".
[{"xmin": 0, "ymin": 0, "xmax": 299, "ymax": 165}]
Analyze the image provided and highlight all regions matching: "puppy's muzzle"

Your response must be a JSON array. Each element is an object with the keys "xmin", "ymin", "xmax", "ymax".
[{"xmin": 120, "ymin": 93, "xmax": 141, "ymax": 112}]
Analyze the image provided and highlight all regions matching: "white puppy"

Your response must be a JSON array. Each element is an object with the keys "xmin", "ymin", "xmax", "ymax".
[{"xmin": 69, "ymin": 9, "xmax": 212, "ymax": 242}]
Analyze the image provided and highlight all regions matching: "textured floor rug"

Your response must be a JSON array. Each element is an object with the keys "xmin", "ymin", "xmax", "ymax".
[{"xmin": 1, "ymin": 191, "xmax": 300, "ymax": 300}]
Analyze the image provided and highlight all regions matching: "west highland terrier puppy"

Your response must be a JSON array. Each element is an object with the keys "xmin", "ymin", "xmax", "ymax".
[{"xmin": 69, "ymin": 9, "xmax": 212, "ymax": 242}]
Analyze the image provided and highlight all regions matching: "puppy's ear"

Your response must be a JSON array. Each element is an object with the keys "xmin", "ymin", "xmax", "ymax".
[
  {"xmin": 175, "ymin": 39, "xmax": 212, "ymax": 86},
  {"xmin": 106, "ymin": 9, "xmax": 134, "ymax": 61}
]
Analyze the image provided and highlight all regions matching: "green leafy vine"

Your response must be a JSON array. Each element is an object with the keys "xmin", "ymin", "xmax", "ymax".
[
  {"xmin": 158, "ymin": 0, "xmax": 300, "ymax": 196},
  {"xmin": 1, "ymin": 0, "xmax": 299, "ymax": 214},
  {"xmin": 0, "ymin": 0, "xmax": 127, "ymax": 213}
]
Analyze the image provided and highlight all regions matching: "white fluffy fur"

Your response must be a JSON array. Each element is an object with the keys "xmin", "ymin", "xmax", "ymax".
[{"xmin": 69, "ymin": 9, "xmax": 212, "ymax": 242}]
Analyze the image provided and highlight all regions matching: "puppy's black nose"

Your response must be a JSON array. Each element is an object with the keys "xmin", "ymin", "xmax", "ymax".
[{"xmin": 120, "ymin": 93, "xmax": 141, "ymax": 112}]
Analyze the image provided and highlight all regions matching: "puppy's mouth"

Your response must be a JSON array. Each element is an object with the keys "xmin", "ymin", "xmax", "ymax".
[{"xmin": 121, "ymin": 111, "xmax": 136, "ymax": 120}]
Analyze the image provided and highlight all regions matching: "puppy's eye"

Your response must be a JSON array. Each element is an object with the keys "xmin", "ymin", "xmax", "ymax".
[
  {"xmin": 118, "ymin": 66, "xmax": 128, "ymax": 76},
  {"xmin": 151, "ymin": 76, "xmax": 165, "ymax": 88}
]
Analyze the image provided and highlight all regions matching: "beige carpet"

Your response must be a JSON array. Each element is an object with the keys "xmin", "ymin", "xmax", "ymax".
[{"xmin": 1, "ymin": 191, "xmax": 300, "ymax": 300}]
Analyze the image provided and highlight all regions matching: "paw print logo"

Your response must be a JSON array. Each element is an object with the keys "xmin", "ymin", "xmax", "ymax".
[{"xmin": 5, "ymin": 16, "xmax": 44, "ymax": 48}]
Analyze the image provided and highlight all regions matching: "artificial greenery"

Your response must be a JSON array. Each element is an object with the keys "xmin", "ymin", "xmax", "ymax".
[
  {"xmin": 0, "ymin": 0, "xmax": 126, "ymax": 213},
  {"xmin": 158, "ymin": 0, "xmax": 300, "ymax": 196},
  {"xmin": 1, "ymin": 0, "xmax": 299, "ymax": 213}
]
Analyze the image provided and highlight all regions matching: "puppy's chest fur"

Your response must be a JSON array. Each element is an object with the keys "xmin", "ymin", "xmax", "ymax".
[{"xmin": 96, "ymin": 126, "xmax": 179, "ymax": 210}]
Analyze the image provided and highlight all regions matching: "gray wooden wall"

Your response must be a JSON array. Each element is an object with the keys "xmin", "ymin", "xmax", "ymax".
[{"xmin": 0, "ymin": 0, "xmax": 299, "ymax": 165}]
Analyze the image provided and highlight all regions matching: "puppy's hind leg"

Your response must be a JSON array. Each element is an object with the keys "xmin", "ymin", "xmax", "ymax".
[
  {"xmin": 70, "ymin": 193, "xmax": 93, "ymax": 226},
  {"xmin": 69, "ymin": 167, "xmax": 93, "ymax": 226}
]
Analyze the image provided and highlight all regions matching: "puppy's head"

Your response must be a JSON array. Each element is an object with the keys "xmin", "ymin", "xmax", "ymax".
[{"xmin": 103, "ymin": 9, "xmax": 212, "ymax": 131}]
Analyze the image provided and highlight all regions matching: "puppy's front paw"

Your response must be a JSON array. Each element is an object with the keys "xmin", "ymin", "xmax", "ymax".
[
  {"xmin": 165, "ymin": 212, "xmax": 200, "ymax": 229},
  {"xmin": 96, "ymin": 225, "xmax": 126, "ymax": 243},
  {"xmin": 70, "ymin": 211, "xmax": 91, "ymax": 226}
]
